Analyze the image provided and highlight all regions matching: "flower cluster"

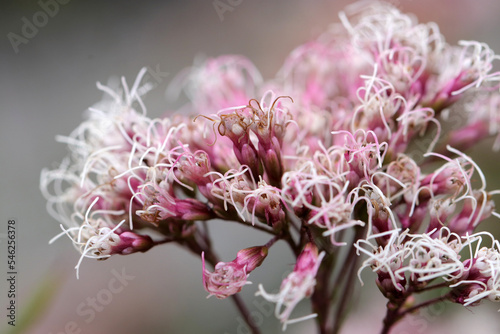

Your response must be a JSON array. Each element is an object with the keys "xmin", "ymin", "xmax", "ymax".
[{"xmin": 41, "ymin": 2, "xmax": 500, "ymax": 333}]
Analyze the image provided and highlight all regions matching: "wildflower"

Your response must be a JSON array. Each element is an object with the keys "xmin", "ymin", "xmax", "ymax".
[
  {"xmin": 136, "ymin": 166, "xmax": 214, "ymax": 225},
  {"xmin": 256, "ymin": 243, "xmax": 325, "ymax": 330},
  {"xmin": 48, "ymin": 197, "xmax": 154, "ymax": 278},
  {"xmin": 41, "ymin": 1, "xmax": 500, "ymax": 332},
  {"xmin": 242, "ymin": 179, "xmax": 286, "ymax": 228},
  {"xmin": 355, "ymin": 230, "xmax": 408, "ymax": 298},
  {"xmin": 202, "ymin": 246, "xmax": 268, "ymax": 299},
  {"xmin": 375, "ymin": 154, "xmax": 421, "ymax": 204},
  {"xmin": 450, "ymin": 233, "xmax": 500, "ymax": 306},
  {"xmin": 402, "ymin": 229, "xmax": 466, "ymax": 285}
]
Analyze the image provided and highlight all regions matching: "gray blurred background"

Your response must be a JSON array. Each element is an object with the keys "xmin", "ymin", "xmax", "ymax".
[{"xmin": 1, "ymin": 0, "xmax": 500, "ymax": 333}]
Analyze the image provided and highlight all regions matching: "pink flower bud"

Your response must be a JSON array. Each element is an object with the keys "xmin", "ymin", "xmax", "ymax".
[
  {"xmin": 243, "ymin": 181, "xmax": 286, "ymax": 228},
  {"xmin": 261, "ymin": 148, "xmax": 282, "ymax": 186},
  {"xmin": 293, "ymin": 243, "xmax": 321, "ymax": 274},
  {"xmin": 234, "ymin": 246, "xmax": 269, "ymax": 272},
  {"xmin": 137, "ymin": 167, "xmax": 213, "ymax": 225},
  {"xmin": 111, "ymin": 231, "xmax": 154, "ymax": 255},
  {"xmin": 202, "ymin": 246, "xmax": 268, "ymax": 299}
]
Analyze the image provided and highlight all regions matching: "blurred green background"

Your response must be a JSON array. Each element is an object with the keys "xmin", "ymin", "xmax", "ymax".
[{"xmin": 1, "ymin": 0, "xmax": 500, "ymax": 333}]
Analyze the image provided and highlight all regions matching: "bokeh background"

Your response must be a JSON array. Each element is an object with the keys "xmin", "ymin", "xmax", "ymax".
[{"xmin": 1, "ymin": 0, "xmax": 500, "ymax": 333}]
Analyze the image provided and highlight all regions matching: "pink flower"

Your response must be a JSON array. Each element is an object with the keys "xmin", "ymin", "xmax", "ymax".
[
  {"xmin": 202, "ymin": 246, "xmax": 268, "ymax": 299},
  {"xmin": 256, "ymin": 243, "xmax": 325, "ymax": 330},
  {"xmin": 136, "ymin": 166, "xmax": 214, "ymax": 226},
  {"xmin": 41, "ymin": 1, "xmax": 500, "ymax": 332}
]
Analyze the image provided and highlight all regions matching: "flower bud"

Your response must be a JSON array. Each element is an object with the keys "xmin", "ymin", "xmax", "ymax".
[{"xmin": 202, "ymin": 246, "xmax": 268, "ymax": 299}]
